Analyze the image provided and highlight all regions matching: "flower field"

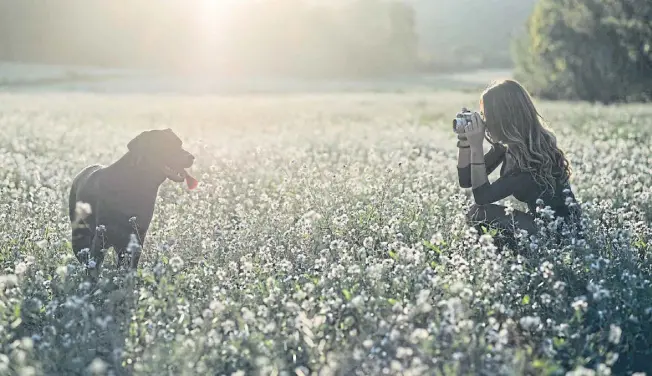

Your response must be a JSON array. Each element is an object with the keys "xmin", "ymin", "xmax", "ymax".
[{"xmin": 1, "ymin": 91, "xmax": 652, "ymax": 375}]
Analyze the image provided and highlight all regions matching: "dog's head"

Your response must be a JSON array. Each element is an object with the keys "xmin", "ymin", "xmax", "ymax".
[{"xmin": 127, "ymin": 128, "xmax": 196, "ymax": 185}]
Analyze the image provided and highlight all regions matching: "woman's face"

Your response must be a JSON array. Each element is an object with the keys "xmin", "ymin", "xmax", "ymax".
[
  {"xmin": 479, "ymin": 99, "xmax": 485, "ymax": 120},
  {"xmin": 480, "ymin": 97, "xmax": 498, "ymax": 143},
  {"xmin": 479, "ymin": 98, "xmax": 489, "ymax": 136}
]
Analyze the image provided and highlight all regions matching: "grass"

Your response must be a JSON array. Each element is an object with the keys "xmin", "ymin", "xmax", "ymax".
[
  {"xmin": 1, "ymin": 91, "xmax": 652, "ymax": 375},
  {"xmin": 0, "ymin": 62, "xmax": 510, "ymax": 95}
]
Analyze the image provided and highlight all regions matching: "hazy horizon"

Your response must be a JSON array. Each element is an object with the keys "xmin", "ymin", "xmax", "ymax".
[{"xmin": 0, "ymin": 0, "xmax": 534, "ymax": 78}]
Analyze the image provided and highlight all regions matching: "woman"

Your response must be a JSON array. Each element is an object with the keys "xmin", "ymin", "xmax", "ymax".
[{"xmin": 456, "ymin": 79, "xmax": 581, "ymax": 249}]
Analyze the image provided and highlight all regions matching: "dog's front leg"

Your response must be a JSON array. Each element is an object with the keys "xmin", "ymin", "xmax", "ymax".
[
  {"xmin": 115, "ymin": 231, "xmax": 143, "ymax": 271},
  {"xmin": 88, "ymin": 225, "xmax": 107, "ymax": 279},
  {"xmin": 129, "ymin": 244, "xmax": 142, "ymax": 270},
  {"xmin": 125, "ymin": 233, "xmax": 143, "ymax": 270},
  {"xmin": 115, "ymin": 247, "xmax": 135, "ymax": 270},
  {"xmin": 114, "ymin": 246, "xmax": 141, "ymax": 271},
  {"xmin": 127, "ymin": 218, "xmax": 145, "ymax": 270}
]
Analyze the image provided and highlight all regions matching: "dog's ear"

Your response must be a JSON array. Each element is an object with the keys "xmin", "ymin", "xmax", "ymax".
[
  {"xmin": 127, "ymin": 131, "xmax": 151, "ymax": 154},
  {"xmin": 163, "ymin": 128, "xmax": 183, "ymax": 148},
  {"xmin": 163, "ymin": 128, "xmax": 180, "ymax": 141}
]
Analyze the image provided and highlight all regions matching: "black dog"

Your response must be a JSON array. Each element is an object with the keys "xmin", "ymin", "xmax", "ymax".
[{"xmin": 68, "ymin": 128, "xmax": 196, "ymax": 278}]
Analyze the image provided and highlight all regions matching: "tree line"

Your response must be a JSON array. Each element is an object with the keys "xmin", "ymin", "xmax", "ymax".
[
  {"xmin": 0, "ymin": 0, "xmax": 419, "ymax": 78},
  {"xmin": 0, "ymin": 0, "xmax": 533, "ymax": 77},
  {"xmin": 0, "ymin": 0, "xmax": 649, "ymax": 102},
  {"xmin": 513, "ymin": 0, "xmax": 652, "ymax": 103}
]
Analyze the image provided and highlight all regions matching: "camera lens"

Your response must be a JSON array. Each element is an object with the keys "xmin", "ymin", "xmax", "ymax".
[{"xmin": 453, "ymin": 118, "xmax": 464, "ymax": 132}]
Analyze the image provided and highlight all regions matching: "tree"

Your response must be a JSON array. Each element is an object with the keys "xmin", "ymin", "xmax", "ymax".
[{"xmin": 513, "ymin": 0, "xmax": 652, "ymax": 103}]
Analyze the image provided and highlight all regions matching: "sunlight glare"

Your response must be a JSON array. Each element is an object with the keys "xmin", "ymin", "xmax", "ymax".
[{"xmin": 193, "ymin": 0, "xmax": 242, "ymax": 72}]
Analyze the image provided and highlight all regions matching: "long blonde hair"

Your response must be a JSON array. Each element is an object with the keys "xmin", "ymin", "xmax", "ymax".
[{"xmin": 481, "ymin": 79, "xmax": 571, "ymax": 193}]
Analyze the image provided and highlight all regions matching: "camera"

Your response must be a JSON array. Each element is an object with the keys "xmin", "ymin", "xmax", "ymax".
[{"xmin": 452, "ymin": 108, "xmax": 474, "ymax": 134}]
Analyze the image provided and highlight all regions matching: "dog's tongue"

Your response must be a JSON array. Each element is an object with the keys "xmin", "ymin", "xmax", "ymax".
[{"xmin": 183, "ymin": 171, "xmax": 198, "ymax": 190}]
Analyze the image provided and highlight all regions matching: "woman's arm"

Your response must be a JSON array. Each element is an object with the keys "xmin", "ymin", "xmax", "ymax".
[
  {"xmin": 470, "ymin": 142, "xmax": 489, "ymax": 188},
  {"xmin": 457, "ymin": 136, "xmax": 472, "ymax": 187},
  {"xmin": 464, "ymin": 112, "xmax": 520, "ymax": 205},
  {"xmin": 458, "ymin": 141, "xmax": 506, "ymax": 188},
  {"xmin": 457, "ymin": 138, "xmax": 471, "ymax": 168},
  {"xmin": 465, "ymin": 142, "xmax": 519, "ymax": 205},
  {"xmin": 472, "ymin": 171, "xmax": 526, "ymax": 205}
]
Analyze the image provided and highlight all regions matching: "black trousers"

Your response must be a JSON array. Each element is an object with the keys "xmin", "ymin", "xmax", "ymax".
[
  {"xmin": 466, "ymin": 203, "xmax": 583, "ymax": 251},
  {"xmin": 466, "ymin": 203, "xmax": 538, "ymax": 250}
]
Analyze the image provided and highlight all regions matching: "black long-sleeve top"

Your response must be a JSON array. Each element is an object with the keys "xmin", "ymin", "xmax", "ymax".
[{"xmin": 458, "ymin": 143, "xmax": 577, "ymax": 218}]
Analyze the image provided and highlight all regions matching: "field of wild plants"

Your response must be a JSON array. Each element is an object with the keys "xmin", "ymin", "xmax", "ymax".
[{"xmin": 1, "ymin": 91, "xmax": 652, "ymax": 376}]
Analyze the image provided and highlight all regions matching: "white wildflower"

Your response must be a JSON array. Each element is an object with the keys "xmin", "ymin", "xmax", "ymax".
[
  {"xmin": 87, "ymin": 358, "xmax": 107, "ymax": 375},
  {"xmin": 396, "ymin": 347, "xmax": 413, "ymax": 359},
  {"xmin": 350, "ymin": 295, "xmax": 364, "ymax": 308},
  {"xmin": 608, "ymin": 324, "xmax": 622, "ymax": 344},
  {"xmin": 566, "ymin": 366, "xmax": 596, "ymax": 376},
  {"xmin": 596, "ymin": 363, "xmax": 611, "ymax": 376},
  {"xmin": 75, "ymin": 201, "xmax": 92, "ymax": 220},
  {"xmin": 430, "ymin": 232, "xmax": 444, "ymax": 245},
  {"xmin": 571, "ymin": 296, "xmax": 588, "ymax": 312},
  {"xmin": 241, "ymin": 307, "xmax": 255, "ymax": 322},
  {"xmin": 409, "ymin": 328, "xmax": 429, "ymax": 343},
  {"xmin": 209, "ymin": 300, "xmax": 225, "ymax": 314},
  {"xmin": 504, "ymin": 201, "xmax": 514, "ymax": 216},
  {"xmin": 14, "ymin": 262, "xmax": 27, "ymax": 275},
  {"xmin": 519, "ymin": 316, "xmax": 541, "ymax": 332},
  {"xmin": 539, "ymin": 261, "xmax": 554, "ymax": 279},
  {"xmin": 169, "ymin": 256, "xmax": 184, "ymax": 270},
  {"xmin": 605, "ymin": 352, "xmax": 619, "ymax": 366}
]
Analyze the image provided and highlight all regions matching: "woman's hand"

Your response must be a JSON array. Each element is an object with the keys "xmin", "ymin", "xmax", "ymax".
[
  {"xmin": 464, "ymin": 112, "xmax": 486, "ymax": 148},
  {"xmin": 457, "ymin": 132, "xmax": 470, "ymax": 148}
]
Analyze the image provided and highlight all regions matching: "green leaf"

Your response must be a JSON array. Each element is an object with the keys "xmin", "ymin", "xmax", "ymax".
[
  {"xmin": 422, "ymin": 240, "xmax": 442, "ymax": 254},
  {"xmin": 522, "ymin": 295, "xmax": 531, "ymax": 305},
  {"xmin": 342, "ymin": 289, "xmax": 352, "ymax": 301},
  {"xmin": 143, "ymin": 273, "xmax": 156, "ymax": 284}
]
